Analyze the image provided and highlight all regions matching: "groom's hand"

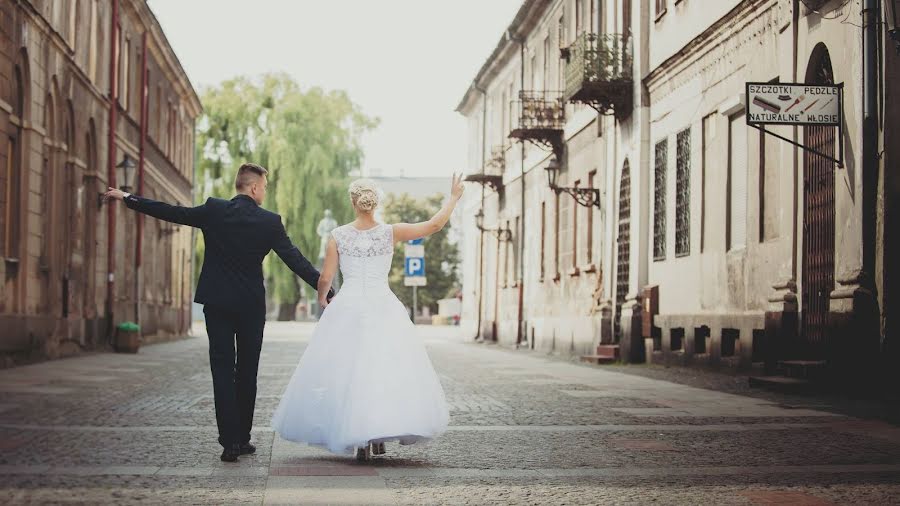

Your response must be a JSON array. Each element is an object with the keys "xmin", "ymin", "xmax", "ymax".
[{"xmin": 102, "ymin": 187, "xmax": 127, "ymax": 203}]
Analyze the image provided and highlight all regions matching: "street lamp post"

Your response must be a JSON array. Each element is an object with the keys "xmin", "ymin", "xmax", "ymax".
[{"xmin": 474, "ymin": 208, "xmax": 513, "ymax": 342}]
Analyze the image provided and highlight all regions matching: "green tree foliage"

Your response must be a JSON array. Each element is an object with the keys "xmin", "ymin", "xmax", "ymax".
[
  {"xmin": 194, "ymin": 74, "xmax": 377, "ymax": 306},
  {"xmin": 382, "ymin": 193, "xmax": 460, "ymax": 314}
]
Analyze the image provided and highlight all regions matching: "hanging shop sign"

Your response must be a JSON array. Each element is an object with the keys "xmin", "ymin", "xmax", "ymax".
[{"xmin": 744, "ymin": 81, "xmax": 844, "ymax": 166}]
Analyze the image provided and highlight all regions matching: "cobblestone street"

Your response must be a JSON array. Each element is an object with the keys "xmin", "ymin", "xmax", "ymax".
[{"xmin": 1, "ymin": 322, "xmax": 899, "ymax": 505}]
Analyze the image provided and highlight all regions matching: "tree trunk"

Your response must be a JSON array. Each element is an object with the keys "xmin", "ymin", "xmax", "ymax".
[{"xmin": 276, "ymin": 303, "xmax": 295, "ymax": 321}]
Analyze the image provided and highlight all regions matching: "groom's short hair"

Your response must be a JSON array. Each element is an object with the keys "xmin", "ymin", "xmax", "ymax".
[{"xmin": 235, "ymin": 163, "xmax": 268, "ymax": 190}]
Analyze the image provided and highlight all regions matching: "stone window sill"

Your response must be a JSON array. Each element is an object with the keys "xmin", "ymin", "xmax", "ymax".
[
  {"xmin": 567, "ymin": 267, "xmax": 581, "ymax": 277},
  {"xmin": 580, "ymin": 263, "xmax": 597, "ymax": 274}
]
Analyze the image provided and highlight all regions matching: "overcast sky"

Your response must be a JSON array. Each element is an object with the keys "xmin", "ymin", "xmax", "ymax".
[{"xmin": 147, "ymin": 0, "xmax": 522, "ymax": 178}]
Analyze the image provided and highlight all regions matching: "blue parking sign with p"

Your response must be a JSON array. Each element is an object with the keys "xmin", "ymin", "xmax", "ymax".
[{"xmin": 405, "ymin": 257, "xmax": 425, "ymax": 276}]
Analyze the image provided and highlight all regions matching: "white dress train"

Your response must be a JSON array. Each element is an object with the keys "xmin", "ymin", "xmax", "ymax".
[{"xmin": 271, "ymin": 223, "xmax": 449, "ymax": 455}]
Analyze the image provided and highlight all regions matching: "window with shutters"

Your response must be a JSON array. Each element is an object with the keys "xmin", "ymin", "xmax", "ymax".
[
  {"xmin": 653, "ymin": 139, "xmax": 667, "ymax": 261},
  {"xmin": 675, "ymin": 128, "xmax": 690, "ymax": 257},
  {"xmin": 728, "ymin": 114, "xmax": 747, "ymax": 250}
]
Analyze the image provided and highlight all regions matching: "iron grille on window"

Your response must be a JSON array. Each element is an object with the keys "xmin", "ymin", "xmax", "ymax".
[
  {"xmin": 653, "ymin": 139, "xmax": 667, "ymax": 261},
  {"xmin": 615, "ymin": 162, "xmax": 631, "ymax": 339},
  {"xmin": 675, "ymin": 128, "xmax": 691, "ymax": 257}
]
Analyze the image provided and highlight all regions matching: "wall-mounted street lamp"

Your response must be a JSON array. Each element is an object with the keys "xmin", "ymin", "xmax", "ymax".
[
  {"xmin": 544, "ymin": 157, "xmax": 601, "ymax": 208},
  {"xmin": 98, "ymin": 153, "xmax": 138, "ymax": 207},
  {"xmin": 475, "ymin": 208, "xmax": 513, "ymax": 242},
  {"xmin": 117, "ymin": 153, "xmax": 137, "ymax": 193}
]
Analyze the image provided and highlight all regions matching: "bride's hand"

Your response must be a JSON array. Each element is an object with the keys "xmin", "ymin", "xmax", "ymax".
[
  {"xmin": 318, "ymin": 296, "xmax": 328, "ymax": 309},
  {"xmin": 449, "ymin": 173, "xmax": 464, "ymax": 201}
]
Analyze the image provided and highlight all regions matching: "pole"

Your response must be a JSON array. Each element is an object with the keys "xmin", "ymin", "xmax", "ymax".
[
  {"xmin": 105, "ymin": 0, "xmax": 120, "ymax": 343},
  {"xmin": 413, "ymin": 286, "xmax": 418, "ymax": 323}
]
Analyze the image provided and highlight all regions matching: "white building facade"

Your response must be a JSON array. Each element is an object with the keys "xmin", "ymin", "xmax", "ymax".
[{"xmin": 458, "ymin": 0, "xmax": 899, "ymax": 385}]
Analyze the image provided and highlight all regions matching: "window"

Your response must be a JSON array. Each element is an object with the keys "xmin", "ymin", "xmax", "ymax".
[
  {"xmin": 3, "ymin": 64, "xmax": 25, "ymax": 260},
  {"xmin": 121, "ymin": 36, "xmax": 130, "ymax": 111},
  {"xmin": 675, "ymin": 128, "xmax": 691, "ymax": 257},
  {"xmin": 728, "ymin": 114, "xmax": 747, "ymax": 250},
  {"xmin": 88, "ymin": 0, "xmax": 98, "ymax": 82},
  {"xmin": 557, "ymin": 15, "xmax": 566, "ymax": 90},
  {"xmin": 759, "ymin": 122, "xmax": 780, "ymax": 241},
  {"xmin": 504, "ymin": 220, "xmax": 512, "ymax": 286},
  {"xmin": 572, "ymin": 180, "xmax": 579, "ymax": 269},
  {"xmin": 587, "ymin": 170, "xmax": 595, "ymax": 263},
  {"xmin": 540, "ymin": 201, "xmax": 546, "ymax": 281},
  {"xmin": 653, "ymin": 139, "xmax": 668, "ymax": 260},
  {"xmin": 156, "ymin": 86, "xmax": 162, "ymax": 143},
  {"xmin": 554, "ymin": 192, "xmax": 561, "ymax": 278},
  {"xmin": 623, "ymin": 0, "xmax": 632, "ymax": 41},
  {"xmin": 576, "ymin": 0, "xmax": 583, "ymax": 33},
  {"xmin": 513, "ymin": 216, "xmax": 520, "ymax": 282},
  {"xmin": 530, "ymin": 53, "xmax": 538, "ymax": 90},
  {"xmin": 68, "ymin": 0, "xmax": 78, "ymax": 49},
  {"xmin": 543, "ymin": 36, "xmax": 551, "ymax": 91},
  {"xmin": 655, "ymin": 0, "xmax": 667, "ymax": 20}
]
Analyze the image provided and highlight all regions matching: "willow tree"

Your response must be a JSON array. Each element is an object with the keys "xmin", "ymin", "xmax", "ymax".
[{"xmin": 194, "ymin": 74, "xmax": 377, "ymax": 317}]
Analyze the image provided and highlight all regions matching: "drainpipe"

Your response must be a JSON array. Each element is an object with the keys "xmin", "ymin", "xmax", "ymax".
[
  {"xmin": 862, "ymin": 0, "xmax": 879, "ymax": 288},
  {"xmin": 508, "ymin": 28, "xmax": 526, "ymax": 347},
  {"xmin": 475, "ymin": 84, "xmax": 487, "ymax": 340},
  {"xmin": 135, "ymin": 31, "xmax": 148, "ymax": 331},
  {"xmin": 105, "ymin": 0, "xmax": 120, "ymax": 342}
]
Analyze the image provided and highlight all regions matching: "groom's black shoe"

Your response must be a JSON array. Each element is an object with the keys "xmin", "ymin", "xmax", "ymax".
[
  {"xmin": 239, "ymin": 442, "xmax": 256, "ymax": 455},
  {"xmin": 220, "ymin": 444, "xmax": 241, "ymax": 463}
]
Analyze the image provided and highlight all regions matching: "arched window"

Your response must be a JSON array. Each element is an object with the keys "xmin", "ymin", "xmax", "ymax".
[{"xmin": 3, "ymin": 62, "xmax": 26, "ymax": 260}]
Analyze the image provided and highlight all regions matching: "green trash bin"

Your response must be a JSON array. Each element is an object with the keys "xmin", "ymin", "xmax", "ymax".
[{"xmin": 115, "ymin": 321, "xmax": 141, "ymax": 353}]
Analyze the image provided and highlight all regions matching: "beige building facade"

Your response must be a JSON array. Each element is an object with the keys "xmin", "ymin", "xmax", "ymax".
[
  {"xmin": 0, "ymin": 0, "xmax": 201, "ymax": 362},
  {"xmin": 458, "ymin": 0, "xmax": 898, "ymax": 385}
]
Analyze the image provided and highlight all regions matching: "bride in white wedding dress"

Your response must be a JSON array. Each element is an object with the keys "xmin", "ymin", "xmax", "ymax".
[{"xmin": 272, "ymin": 175, "xmax": 464, "ymax": 459}]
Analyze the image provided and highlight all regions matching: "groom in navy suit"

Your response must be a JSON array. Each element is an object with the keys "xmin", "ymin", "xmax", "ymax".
[{"xmin": 104, "ymin": 163, "xmax": 332, "ymax": 462}]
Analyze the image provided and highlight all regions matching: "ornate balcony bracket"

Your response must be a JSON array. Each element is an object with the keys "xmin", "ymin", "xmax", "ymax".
[
  {"xmin": 464, "ymin": 173, "xmax": 504, "ymax": 192},
  {"xmin": 509, "ymin": 90, "xmax": 565, "ymax": 158}
]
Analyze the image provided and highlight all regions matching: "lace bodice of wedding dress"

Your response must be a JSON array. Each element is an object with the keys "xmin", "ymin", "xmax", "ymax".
[{"xmin": 330, "ymin": 223, "xmax": 394, "ymax": 296}]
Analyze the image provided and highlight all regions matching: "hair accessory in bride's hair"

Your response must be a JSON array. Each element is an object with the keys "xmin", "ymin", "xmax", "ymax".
[{"xmin": 348, "ymin": 179, "xmax": 380, "ymax": 211}]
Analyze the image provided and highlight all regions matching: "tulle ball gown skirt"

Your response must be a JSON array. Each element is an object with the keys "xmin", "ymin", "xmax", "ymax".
[{"xmin": 271, "ymin": 284, "xmax": 449, "ymax": 455}]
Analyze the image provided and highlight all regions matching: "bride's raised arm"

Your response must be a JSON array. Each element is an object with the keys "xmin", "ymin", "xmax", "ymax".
[{"xmin": 392, "ymin": 174, "xmax": 465, "ymax": 243}]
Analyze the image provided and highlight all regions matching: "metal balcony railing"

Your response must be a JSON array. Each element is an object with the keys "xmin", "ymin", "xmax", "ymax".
[
  {"xmin": 511, "ymin": 90, "xmax": 565, "ymax": 133},
  {"xmin": 563, "ymin": 32, "xmax": 633, "ymax": 116}
]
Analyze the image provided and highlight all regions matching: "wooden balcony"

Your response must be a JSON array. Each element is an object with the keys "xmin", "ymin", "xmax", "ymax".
[{"xmin": 562, "ymin": 33, "xmax": 633, "ymax": 117}]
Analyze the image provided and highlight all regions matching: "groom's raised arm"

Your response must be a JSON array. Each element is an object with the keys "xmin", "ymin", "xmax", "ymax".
[
  {"xmin": 271, "ymin": 216, "xmax": 329, "ymax": 295},
  {"xmin": 123, "ymin": 193, "xmax": 210, "ymax": 228}
]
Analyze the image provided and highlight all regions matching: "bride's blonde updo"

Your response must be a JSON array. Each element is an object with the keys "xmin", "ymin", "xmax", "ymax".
[{"xmin": 348, "ymin": 179, "xmax": 380, "ymax": 212}]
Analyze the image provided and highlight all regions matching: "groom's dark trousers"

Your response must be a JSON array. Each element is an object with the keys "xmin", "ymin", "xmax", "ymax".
[{"xmin": 123, "ymin": 193, "xmax": 329, "ymax": 448}]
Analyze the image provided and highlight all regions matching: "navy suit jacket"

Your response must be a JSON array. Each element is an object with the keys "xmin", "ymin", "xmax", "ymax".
[{"xmin": 124, "ymin": 193, "xmax": 328, "ymax": 313}]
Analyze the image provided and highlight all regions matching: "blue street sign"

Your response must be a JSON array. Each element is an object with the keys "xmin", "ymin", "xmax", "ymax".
[
  {"xmin": 405, "ymin": 257, "xmax": 425, "ymax": 277},
  {"xmin": 407, "ymin": 238, "xmax": 424, "ymax": 245}
]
